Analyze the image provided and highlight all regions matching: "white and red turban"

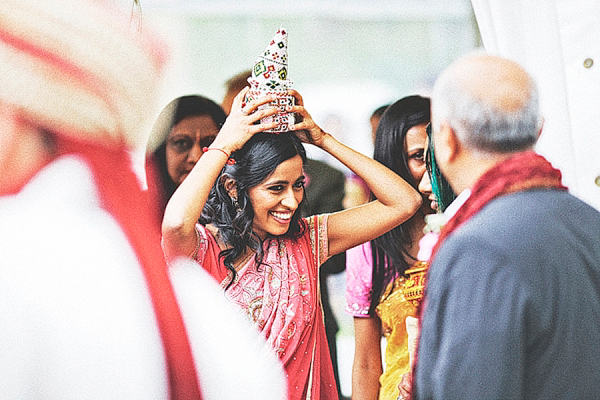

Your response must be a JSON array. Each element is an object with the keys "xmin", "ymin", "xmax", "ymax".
[
  {"xmin": 0, "ymin": 2, "xmax": 203, "ymax": 399},
  {"xmin": 0, "ymin": 0, "xmax": 166, "ymax": 148}
]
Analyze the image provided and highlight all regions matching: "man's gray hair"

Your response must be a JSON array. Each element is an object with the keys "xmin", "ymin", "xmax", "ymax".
[{"xmin": 432, "ymin": 70, "xmax": 541, "ymax": 154}]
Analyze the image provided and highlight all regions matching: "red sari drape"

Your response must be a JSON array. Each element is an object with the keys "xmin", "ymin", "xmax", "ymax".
[{"xmin": 195, "ymin": 215, "xmax": 338, "ymax": 400}]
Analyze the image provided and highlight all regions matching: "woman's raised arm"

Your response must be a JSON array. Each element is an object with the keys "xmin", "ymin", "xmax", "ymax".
[
  {"xmin": 289, "ymin": 90, "xmax": 422, "ymax": 256},
  {"xmin": 161, "ymin": 88, "xmax": 278, "ymax": 261}
]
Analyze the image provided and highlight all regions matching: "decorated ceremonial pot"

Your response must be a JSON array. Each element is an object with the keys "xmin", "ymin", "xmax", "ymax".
[
  {"xmin": 244, "ymin": 88, "xmax": 295, "ymax": 133},
  {"xmin": 243, "ymin": 27, "xmax": 295, "ymax": 134}
]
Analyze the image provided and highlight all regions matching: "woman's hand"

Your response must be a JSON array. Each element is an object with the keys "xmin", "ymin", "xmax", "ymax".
[
  {"xmin": 397, "ymin": 372, "xmax": 412, "ymax": 400},
  {"xmin": 211, "ymin": 87, "xmax": 278, "ymax": 154},
  {"xmin": 162, "ymin": 87, "xmax": 277, "ymax": 261},
  {"xmin": 287, "ymin": 89, "xmax": 329, "ymax": 148}
]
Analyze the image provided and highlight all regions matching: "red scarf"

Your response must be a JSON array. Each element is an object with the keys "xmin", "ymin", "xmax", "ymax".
[
  {"xmin": 411, "ymin": 150, "xmax": 566, "ymax": 399},
  {"xmin": 58, "ymin": 138, "xmax": 203, "ymax": 400},
  {"xmin": 430, "ymin": 150, "xmax": 566, "ymax": 260}
]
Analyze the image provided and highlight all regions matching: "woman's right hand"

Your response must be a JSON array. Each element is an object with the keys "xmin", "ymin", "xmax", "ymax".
[
  {"xmin": 211, "ymin": 87, "xmax": 278, "ymax": 155},
  {"xmin": 162, "ymin": 88, "xmax": 277, "ymax": 261},
  {"xmin": 398, "ymin": 372, "xmax": 412, "ymax": 400}
]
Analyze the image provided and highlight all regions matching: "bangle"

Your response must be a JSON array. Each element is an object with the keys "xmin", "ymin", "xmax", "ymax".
[
  {"xmin": 203, "ymin": 147, "xmax": 235, "ymax": 165},
  {"xmin": 203, "ymin": 147, "xmax": 230, "ymax": 158}
]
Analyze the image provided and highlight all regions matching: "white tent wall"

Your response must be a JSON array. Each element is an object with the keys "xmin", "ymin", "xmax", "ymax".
[{"xmin": 470, "ymin": 0, "xmax": 600, "ymax": 210}]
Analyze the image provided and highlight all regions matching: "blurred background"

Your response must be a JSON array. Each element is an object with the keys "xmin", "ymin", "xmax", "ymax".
[
  {"xmin": 141, "ymin": 0, "xmax": 480, "ymax": 158},
  {"xmin": 137, "ymin": 0, "xmax": 481, "ymax": 397}
]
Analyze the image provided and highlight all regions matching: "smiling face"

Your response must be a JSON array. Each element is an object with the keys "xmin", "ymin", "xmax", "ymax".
[
  {"xmin": 247, "ymin": 154, "xmax": 305, "ymax": 240},
  {"xmin": 165, "ymin": 115, "xmax": 219, "ymax": 185},
  {"xmin": 405, "ymin": 123, "xmax": 434, "ymax": 214}
]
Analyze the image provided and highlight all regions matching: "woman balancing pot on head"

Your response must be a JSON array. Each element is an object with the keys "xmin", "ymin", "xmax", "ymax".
[{"xmin": 162, "ymin": 87, "xmax": 422, "ymax": 400}]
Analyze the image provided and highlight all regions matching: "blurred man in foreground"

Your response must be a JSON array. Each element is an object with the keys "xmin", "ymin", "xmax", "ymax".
[{"xmin": 0, "ymin": 1, "xmax": 286, "ymax": 399}]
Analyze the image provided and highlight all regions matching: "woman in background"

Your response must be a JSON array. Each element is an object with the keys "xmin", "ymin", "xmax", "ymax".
[
  {"xmin": 146, "ymin": 95, "xmax": 226, "ymax": 214},
  {"xmin": 397, "ymin": 123, "xmax": 458, "ymax": 400},
  {"xmin": 345, "ymin": 95, "xmax": 434, "ymax": 400}
]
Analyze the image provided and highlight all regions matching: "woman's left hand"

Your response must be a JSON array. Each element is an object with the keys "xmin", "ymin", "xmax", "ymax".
[{"xmin": 287, "ymin": 89, "xmax": 329, "ymax": 148}]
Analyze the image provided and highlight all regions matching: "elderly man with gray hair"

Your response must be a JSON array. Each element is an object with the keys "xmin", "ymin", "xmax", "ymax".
[{"xmin": 411, "ymin": 53, "xmax": 600, "ymax": 399}]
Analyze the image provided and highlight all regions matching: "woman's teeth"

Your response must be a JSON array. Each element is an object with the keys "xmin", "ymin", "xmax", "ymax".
[{"xmin": 270, "ymin": 211, "xmax": 292, "ymax": 220}]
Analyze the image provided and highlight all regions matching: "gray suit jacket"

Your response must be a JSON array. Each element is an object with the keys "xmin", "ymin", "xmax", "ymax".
[{"xmin": 415, "ymin": 189, "xmax": 600, "ymax": 399}]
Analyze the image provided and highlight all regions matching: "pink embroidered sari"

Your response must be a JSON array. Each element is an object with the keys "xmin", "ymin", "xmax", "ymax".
[{"xmin": 193, "ymin": 215, "xmax": 338, "ymax": 400}]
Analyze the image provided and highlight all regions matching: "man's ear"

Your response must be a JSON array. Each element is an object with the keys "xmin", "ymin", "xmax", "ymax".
[
  {"xmin": 434, "ymin": 121, "xmax": 460, "ymax": 166},
  {"xmin": 0, "ymin": 104, "xmax": 54, "ymax": 195},
  {"xmin": 537, "ymin": 117, "xmax": 545, "ymax": 139},
  {"xmin": 0, "ymin": 102, "xmax": 18, "ymax": 161},
  {"xmin": 221, "ymin": 176, "xmax": 238, "ymax": 199}
]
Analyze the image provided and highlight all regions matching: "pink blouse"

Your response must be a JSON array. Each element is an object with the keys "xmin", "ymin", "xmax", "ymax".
[{"xmin": 345, "ymin": 242, "xmax": 373, "ymax": 317}]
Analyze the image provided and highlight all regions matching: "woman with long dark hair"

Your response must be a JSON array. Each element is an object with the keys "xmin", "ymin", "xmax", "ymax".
[
  {"xmin": 395, "ymin": 121, "xmax": 458, "ymax": 400},
  {"xmin": 345, "ymin": 95, "xmax": 435, "ymax": 400},
  {"xmin": 161, "ymin": 88, "xmax": 423, "ymax": 400}
]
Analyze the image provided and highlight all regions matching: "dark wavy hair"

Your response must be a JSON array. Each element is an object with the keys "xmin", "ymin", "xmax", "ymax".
[
  {"xmin": 146, "ymin": 95, "xmax": 227, "ymax": 214},
  {"xmin": 369, "ymin": 95, "xmax": 430, "ymax": 314},
  {"xmin": 200, "ymin": 132, "xmax": 307, "ymax": 286}
]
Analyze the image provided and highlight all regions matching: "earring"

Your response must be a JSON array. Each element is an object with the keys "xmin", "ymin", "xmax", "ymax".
[{"xmin": 231, "ymin": 196, "xmax": 241, "ymax": 213}]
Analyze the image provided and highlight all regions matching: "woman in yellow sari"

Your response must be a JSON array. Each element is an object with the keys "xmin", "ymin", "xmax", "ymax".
[{"xmin": 345, "ymin": 96, "xmax": 434, "ymax": 399}]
